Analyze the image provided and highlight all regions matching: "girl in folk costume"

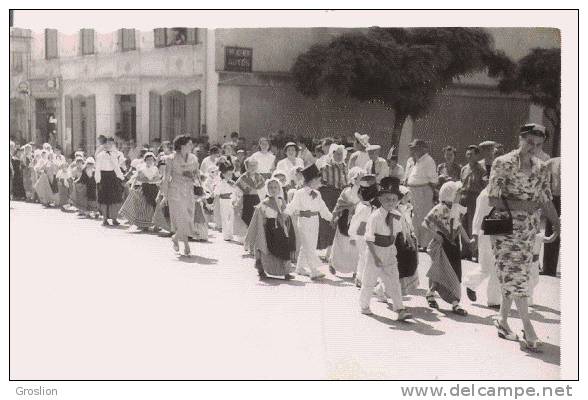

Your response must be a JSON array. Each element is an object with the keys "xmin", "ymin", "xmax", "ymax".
[
  {"xmin": 34, "ymin": 151, "xmax": 60, "ymax": 207},
  {"xmin": 423, "ymin": 181, "xmax": 474, "ymax": 316},
  {"xmin": 271, "ymin": 170, "xmax": 290, "ymax": 201},
  {"xmin": 151, "ymin": 153, "xmax": 170, "ymax": 232},
  {"xmin": 329, "ymin": 166, "xmax": 365, "ymax": 276},
  {"xmin": 68, "ymin": 156, "xmax": 85, "ymax": 211},
  {"xmin": 202, "ymin": 164, "xmax": 222, "ymax": 229},
  {"xmin": 21, "ymin": 144, "xmax": 35, "ymax": 201},
  {"xmin": 232, "ymin": 158, "xmax": 265, "ymax": 241},
  {"xmin": 95, "ymin": 137, "xmax": 125, "ymax": 226},
  {"xmin": 119, "ymin": 152, "xmax": 161, "ymax": 231},
  {"xmin": 11, "ymin": 147, "xmax": 26, "ymax": 200},
  {"xmin": 55, "ymin": 160, "xmax": 72, "ymax": 209},
  {"xmin": 214, "ymin": 159, "xmax": 237, "ymax": 241},
  {"xmin": 244, "ymin": 178, "xmax": 297, "ymax": 281},
  {"xmin": 284, "ymin": 163, "xmax": 333, "ymax": 280},
  {"xmin": 191, "ymin": 176, "xmax": 209, "ymax": 242},
  {"xmin": 74, "ymin": 157, "xmax": 98, "ymax": 217},
  {"xmin": 359, "ymin": 183, "xmax": 412, "ymax": 321},
  {"xmin": 348, "ymin": 175, "xmax": 379, "ymax": 287}
]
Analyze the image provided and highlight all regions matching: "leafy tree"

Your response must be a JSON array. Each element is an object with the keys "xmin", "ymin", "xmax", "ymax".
[
  {"xmin": 291, "ymin": 27, "xmax": 512, "ymax": 146},
  {"xmin": 498, "ymin": 48, "xmax": 561, "ymax": 156}
]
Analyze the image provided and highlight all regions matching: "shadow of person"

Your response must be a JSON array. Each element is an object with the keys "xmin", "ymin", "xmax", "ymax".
[
  {"xmin": 530, "ymin": 304, "xmax": 561, "ymax": 316},
  {"xmin": 176, "ymin": 254, "xmax": 218, "ymax": 265},
  {"xmin": 258, "ymin": 277, "xmax": 307, "ymax": 287},
  {"xmin": 520, "ymin": 341, "xmax": 561, "ymax": 366},
  {"xmin": 508, "ymin": 309, "xmax": 561, "ymax": 325},
  {"xmin": 366, "ymin": 313, "xmax": 445, "ymax": 336},
  {"xmin": 438, "ymin": 308, "xmax": 494, "ymax": 326},
  {"xmin": 311, "ymin": 277, "xmax": 356, "ymax": 288},
  {"xmin": 404, "ymin": 306, "xmax": 442, "ymax": 323}
]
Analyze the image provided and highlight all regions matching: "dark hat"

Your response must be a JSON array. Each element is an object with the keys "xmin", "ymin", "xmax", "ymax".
[
  {"xmin": 466, "ymin": 144, "xmax": 480, "ymax": 153},
  {"xmin": 358, "ymin": 175, "xmax": 378, "ymax": 202},
  {"xmin": 301, "ymin": 163, "xmax": 320, "ymax": 182},
  {"xmin": 443, "ymin": 145, "xmax": 456, "ymax": 153},
  {"xmin": 520, "ymin": 123, "xmax": 547, "ymax": 138},
  {"xmin": 408, "ymin": 139, "xmax": 427, "ymax": 149},
  {"xmin": 217, "ymin": 158, "xmax": 234, "ymax": 174},
  {"xmin": 378, "ymin": 176, "xmax": 403, "ymax": 198},
  {"xmin": 359, "ymin": 174, "xmax": 377, "ymax": 187}
]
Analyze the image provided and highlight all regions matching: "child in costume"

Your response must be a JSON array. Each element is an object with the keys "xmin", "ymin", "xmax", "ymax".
[
  {"xmin": 284, "ymin": 163, "xmax": 332, "ymax": 280},
  {"xmin": 74, "ymin": 157, "xmax": 99, "ymax": 217},
  {"xmin": 214, "ymin": 159, "xmax": 237, "ymax": 241},
  {"xmin": 233, "ymin": 158, "xmax": 265, "ymax": 241},
  {"xmin": 245, "ymin": 178, "xmax": 296, "ymax": 280}
]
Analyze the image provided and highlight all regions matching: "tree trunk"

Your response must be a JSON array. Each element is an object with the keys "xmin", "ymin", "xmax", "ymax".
[{"xmin": 392, "ymin": 113, "xmax": 407, "ymax": 149}]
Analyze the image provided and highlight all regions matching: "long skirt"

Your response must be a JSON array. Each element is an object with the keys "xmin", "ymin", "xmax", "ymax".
[
  {"xmin": 260, "ymin": 217, "xmax": 296, "ymax": 276},
  {"xmin": 23, "ymin": 166, "xmax": 34, "ymax": 200},
  {"xmin": 34, "ymin": 174, "xmax": 59, "ymax": 205},
  {"xmin": 192, "ymin": 201, "xmax": 208, "ymax": 240},
  {"xmin": 97, "ymin": 171, "xmax": 123, "ymax": 205},
  {"xmin": 396, "ymin": 233, "xmax": 420, "ymax": 294},
  {"xmin": 241, "ymin": 194, "xmax": 260, "ymax": 226},
  {"xmin": 317, "ymin": 186, "xmax": 341, "ymax": 249},
  {"xmin": 11, "ymin": 160, "xmax": 26, "ymax": 199},
  {"xmin": 152, "ymin": 196, "xmax": 172, "ymax": 232},
  {"xmin": 57, "ymin": 180, "xmax": 70, "ymax": 207},
  {"xmin": 168, "ymin": 182, "xmax": 195, "ymax": 242},
  {"xmin": 330, "ymin": 228, "xmax": 358, "ymax": 274},
  {"xmin": 119, "ymin": 186, "xmax": 156, "ymax": 228},
  {"xmin": 427, "ymin": 234, "xmax": 462, "ymax": 304},
  {"xmin": 71, "ymin": 182, "xmax": 97, "ymax": 213}
]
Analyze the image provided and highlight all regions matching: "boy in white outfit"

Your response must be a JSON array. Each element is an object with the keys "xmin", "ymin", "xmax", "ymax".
[
  {"xmin": 359, "ymin": 183, "xmax": 412, "ymax": 321},
  {"xmin": 464, "ymin": 186, "xmax": 501, "ymax": 308},
  {"xmin": 349, "ymin": 174, "xmax": 378, "ymax": 287},
  {"xmin": 285, "ymin": 163, "xmax": 332, "ymax": 280},
  {"xmin": 215, "ymin": 159, "xmax": 236, "ymax": 241}
]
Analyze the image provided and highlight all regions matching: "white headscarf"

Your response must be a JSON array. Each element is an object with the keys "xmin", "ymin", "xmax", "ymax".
[
  {"xmin": 329, "ymin": 143, "xmax": 348, "ymax": 164},
  {"xmin": 439, "ymin": 181, "xmax": 466, "ymax": 226},
  {"xmin": 347, "ymin": 166, "xmax": 365, "ymax": 185}
]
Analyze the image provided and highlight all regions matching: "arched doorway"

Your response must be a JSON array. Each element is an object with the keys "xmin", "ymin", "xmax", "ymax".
[{"xmin": 149, "ymin": 89, "xmax": 200, "ymax": 142}]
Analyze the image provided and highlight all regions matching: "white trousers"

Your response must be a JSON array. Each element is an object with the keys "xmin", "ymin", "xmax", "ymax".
[
  {"xmin": 359, "ymin": 245, "xmax": 404, "ymax": 311},
  {"xmin": 219, "ymin": 198, "xmax": 234, "ymax": 240},
  {"xmin": 355, "ymin": 238, "xmax": 368, "ymax": 280},
  {"xmin": 295, "ymin": 216, "xmax": 321, "ymax": 276},
  {"xmin": 463, "ymin": 235, "xmax": 501, "ymax": 305}
]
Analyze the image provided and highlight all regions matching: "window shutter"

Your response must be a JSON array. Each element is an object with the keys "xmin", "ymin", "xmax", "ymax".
[
  {"xmin": 149, "ymin": 92, "xmax": 162, "ymax": 142},
  {"xmin": 187, "ymin": 28, "xmax": 197, "ymax": 44},
  {"xmin": 154, "ymin": 28, "xmax": 166, "ymax": 48},
  {"xmin": 86, "ymin": 95, "xmax": 96, "ymax": 154},
  {"xmin": 117, "ymin": 29, "xmax": 123, "ymax": 51},
  {"xmin": 125, "ymin": 29, "xmax": 136, "ymax": 50},
  {"xmin": 45, "ymin": 28, "xmax": 58, "ymax": 59},
  {"xmin": 64, "ymin": 96, "xmax": 73, "ymax": 154}
]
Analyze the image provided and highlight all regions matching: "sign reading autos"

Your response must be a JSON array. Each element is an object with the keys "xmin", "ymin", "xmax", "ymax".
[{"xmin": 225, "ymin": 46, "xmax": 253, "ymax": 72}]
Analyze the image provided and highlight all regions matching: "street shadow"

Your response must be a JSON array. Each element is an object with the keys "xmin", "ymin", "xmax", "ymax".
[
  {"xmin": 366, "ymin": 313, "xmax": 445, "ymax": 336},
  {"xmin": 530, "ymin": 304, "xmax": 561, "ymax": 316},
  {"xmin": 404, "ymin": 306, "xmax": 442, "ymax": 323},
  {"xmin": 157, "ymin": 232, "xmax": 173, "ymax": 238},
  {"xmin": 258, "ymin": 277, "xmax": 307, "ymax": 287},
  {"xmin": 104, "ymin": 224, "xmax": 128, "ymax": 230},
  {"xmin": 520, "ymin": 342, "xmax": 561, "ymax": 366},
  {"xmin": 176, "ymin": 254, "xmax": 218, "ymax": 265},
  {"xmin": 438, "ymin": 308, "xmax": 494, "ymax": 326},
  {"xmin": 313, "ymin": 277, "xmax": 356, "ymax": 288}
]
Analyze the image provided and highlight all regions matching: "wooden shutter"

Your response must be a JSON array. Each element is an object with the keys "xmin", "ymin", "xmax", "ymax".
[
  {"xmin": 149, "ymin": 91, "xmax": 161, "ymax": 142},
  {"xmin": 186, "ymin": 90, "xmax": 201, "ymax": 136},
  {"xmin": 72, "ymin": 97, "xmax": 83, "ymax": 150},
  {"xmin": 81, "ymin": 29, "xmax": 94, "ymax": 55},
  {"xmin": 124, "ymin": 29, "xmax": 135, "ymax": 50},
  {"xmin": 86, "ymin": 95, "xmax": 96, "ymax": 154},
  {"xmin": 117, "ymin": 29, "xmax": 123, "ymax": 51},
  {"xmin": 45, "ymin": 28, "xmax": 58, "ymax": 59},
  {"xmin": 187, "ymin": 28, "xmax": 198, "ymax": 44},
  {"xmin": 154, "ymin": 28, "xmax": 166, "ymax": 48}
]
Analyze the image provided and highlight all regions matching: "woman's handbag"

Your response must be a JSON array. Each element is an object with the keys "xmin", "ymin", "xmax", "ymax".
[{"xmin": 482, "ymin": 195, "xmax": 513, "ymax": 235}]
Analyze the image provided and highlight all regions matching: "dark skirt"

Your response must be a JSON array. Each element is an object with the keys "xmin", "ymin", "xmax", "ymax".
[
  {"xmin": 317, "ymin": 186, "xmax": 341, "ymax": 249},
  {"xmin": 265, "ymin": 218, "xmax": 296, "ymax": 261},
  {"xmin": 142, "ymin": 183, "xmax": 159, "ymax": 208},
  {"xmin": 11, "ymin": 159, "xmax": 26, "ymax": 199},
  {"xmin": 396, "ymin": 232, "xmax": 419, "ymax": 279},
  {"xmin": 241, "ymin": 194, "xmax": 260, "ymax": 226},
  {"xmin": 337, "ymin": 209, "xmax": 351, "ymax": 236},
  {"xmin": 98, "ymin": 170, "xmax": 123, "ymax": 205}
]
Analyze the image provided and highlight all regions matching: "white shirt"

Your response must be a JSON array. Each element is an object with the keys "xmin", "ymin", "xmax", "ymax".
[
  {"xmin": 276, "ymin": 157, "xmax": 304, "ymax": 183},
  {"xmin": 250, "ymin": 151, "xmax": 276, "ymax": 174},
  {"xmin": 284, "ymin": 186, "xmax": 332, "ymax": 221},
  {"xmin": 348, "ymin": 151, "xmax": 370, "ymax": 170},
  {"xmin": 200, "ymin": 155, "xmax": 219, "ymax": 174},
  {"xmin": 95, "ymin": 150, "xmax": 124, "ymax": 183},
  {"xmin": 364, "ymin": 207, "xmax": 403, "ymax": 243},
  {"xmin": 472, "ymin": 188, "xmax": 492, "ymax": 237},
  {"xmin": 214, "ymin": 179, "xmax": 236, "ymax": 197},
  {"xmin": 139, "ymin": 165, "xmax": 159, "ymax": 181},
  {"xmin": 405, "ymin": 153, "xmax": 438, "ymax": 186},
  {"xmin": 349, "ymin": 202, "xmax": 373, "ymax": 241},
  {"xmin": 315, "ymin": 154, "xmax": 330, "ymax": 170}
]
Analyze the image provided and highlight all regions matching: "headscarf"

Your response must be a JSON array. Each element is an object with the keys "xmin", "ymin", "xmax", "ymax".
[
  {"xmin": 329, "ymin": 143, "xmax": 347, "ymax": 164},
  {"xmin": 439, "ymin": 181, "xmax": 466, "ymax": 227},
  {"xmin": 347, "ymin": 166, "xmax": 365, "ymax": 186}
]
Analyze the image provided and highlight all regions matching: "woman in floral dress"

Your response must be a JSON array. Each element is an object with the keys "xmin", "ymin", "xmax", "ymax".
[{"xmin": 488, "ymin": 123, "xmax": 560, "ymax": 352}]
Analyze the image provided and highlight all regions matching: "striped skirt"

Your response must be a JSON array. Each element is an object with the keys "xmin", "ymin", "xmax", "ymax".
[{"xmin": 119, "ymin": 186, "xmax": 156, "ymax": 228}]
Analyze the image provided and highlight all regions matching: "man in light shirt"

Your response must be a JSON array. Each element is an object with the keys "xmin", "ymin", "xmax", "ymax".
[
  {"xmin": 403, "ymin": 139, "xmax": 438, "ymax": 249},
  {"xmin": 364, "ymin": 144, "xmax": 389, "ymax": 183}
]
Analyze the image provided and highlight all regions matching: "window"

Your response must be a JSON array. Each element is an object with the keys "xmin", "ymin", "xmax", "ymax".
[
  {"xmin": 118, "ymin": 28, "xmax": 136, "ymax": 51},
  {"xmin": 153, "ymin": 28, "xmax": 198, "ymax": 48},
  {"xmin": 45, "ymin": 28, "xmax": 58, "ymax": 59},
  {"xmin": 80, "ymin": 28, "xmax": 95, "ymax": 55},
  {"xmin": 11, "ymin": 51, "xmax": 23, "ymax": 73}
]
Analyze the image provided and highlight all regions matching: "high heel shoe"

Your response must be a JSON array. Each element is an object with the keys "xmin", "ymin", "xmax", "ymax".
[{"xmin": 492, "ymin": 317, "xmax": 517, "ymax": 341}]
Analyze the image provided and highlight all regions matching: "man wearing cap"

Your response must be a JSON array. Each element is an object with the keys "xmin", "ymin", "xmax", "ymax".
[
  {"xmin": 365, "ymin": 144, "xmax": 389, "ymax": 184},
  {"xmin": 437, "ymin": 146, "xmax": 461, "ymax": 182},
  {"xmin": 347, "ymin": 132, "xmax": 371, "ymax": 170},
  {"xmin": 285, "ymin": 163, "xmax": 333, "ymax": 280},
  {"xmin": 403, "ymin": 139, "xmax": 438, "ymax": 249}
]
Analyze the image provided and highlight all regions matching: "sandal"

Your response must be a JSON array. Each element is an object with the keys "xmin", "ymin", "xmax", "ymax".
[
  {"xmin": 519, "ymin": 330, "xmax": 542, "ymax": 353},
  {"xmin": 452, "ymin": 304, "xmax": 468, "ymax": 316},
  {"xmin": 492, "ymin": 317, "xmax": 517, "ymax": 341},
  {"xmin": 426, "ymin": 295, "xmax": 439, "ymax": 309}
]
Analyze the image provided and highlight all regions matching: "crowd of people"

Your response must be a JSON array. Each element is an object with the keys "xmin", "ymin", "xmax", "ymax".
[{"xmin": 9, "ymin": 123, "xmax": 561, "ymax": 353}]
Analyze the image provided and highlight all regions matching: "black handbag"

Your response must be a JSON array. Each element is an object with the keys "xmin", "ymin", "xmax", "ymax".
[{"xmin": 482, "ymin": 195, "xmax": 513, "ymax": 235}]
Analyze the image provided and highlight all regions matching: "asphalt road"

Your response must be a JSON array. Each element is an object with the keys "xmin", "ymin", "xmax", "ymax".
[{"xmin": 9, "ymin": 201, "xmax": 561, "ymax": 379}]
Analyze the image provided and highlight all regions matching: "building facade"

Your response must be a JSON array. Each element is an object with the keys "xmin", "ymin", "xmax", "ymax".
[{"xmin": 11, "ymin": 26, "xmax": 559, "ymax": 163}]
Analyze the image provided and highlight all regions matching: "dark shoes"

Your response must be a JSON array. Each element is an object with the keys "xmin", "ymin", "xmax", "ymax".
[
  {"xmin": 466, "ymin": 288, "xmax": 477, "ymax": 302},
  {"xmin": 111, "ymin": 219, "xmax": 120, "ymax": 226},
  {"xmin": 329, "ymin": 266, "xmax": 336, "ymax": 275}
]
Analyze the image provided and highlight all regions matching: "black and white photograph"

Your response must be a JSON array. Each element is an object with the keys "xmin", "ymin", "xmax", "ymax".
[{"xmin": 5, "ymin": 7, "xmax": 580, "ymax": 395}]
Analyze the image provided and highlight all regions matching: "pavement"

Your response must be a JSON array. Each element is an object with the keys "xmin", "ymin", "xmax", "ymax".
[{"xmin": 9, "ymin": 201, "xmax": 561, "ymax": 380}]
